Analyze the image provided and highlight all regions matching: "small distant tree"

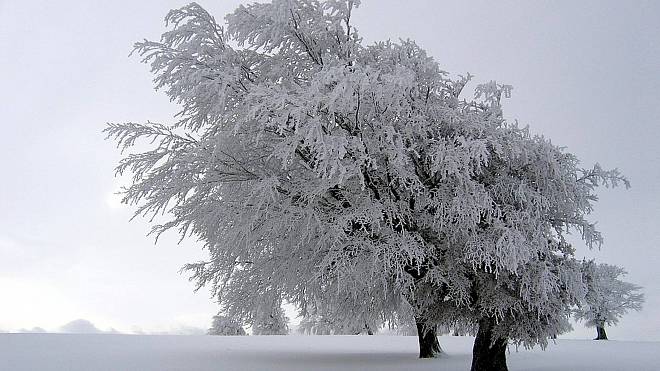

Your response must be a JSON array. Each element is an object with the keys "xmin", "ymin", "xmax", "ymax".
[
  {"xmin": 297, "ymin": 315, "xmax": 332, "ymax": 335},
  {"xmin": 252, "ymin": 303, "xmax": 290, "ymax": 335},
  {"xmin": 297, "ymin": 313, "xmax": 376, "ymax": 335},
  {"xmin": 296, "ymin": 292, "xmax": 383, "ymax": 335},
  {"xmin": 576, "ymin": 262, "xmax": 644, "ymax": 340},
  {"xmin": 208, "ymin": 314, "xmax": 247, "ymax": 336}
]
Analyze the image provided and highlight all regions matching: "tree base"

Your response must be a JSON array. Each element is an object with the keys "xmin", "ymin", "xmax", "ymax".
[
  {"xmin": 471, "ymin": 319, "xmax": 508, "ymax": 371},
  {"xmin": 416, "ymin": 321, "xmax": 443, "ymax": 358},
  {"xmin": 595, "ymin": 326, "xmax": 608, "ymax": 340}
]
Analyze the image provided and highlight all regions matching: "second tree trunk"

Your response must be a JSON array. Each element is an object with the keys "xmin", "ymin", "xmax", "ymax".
[
  {"xmin": 470, "ymin": 318, "xmax": 508, "ymax": 371},
  {"xmin": 416, "ymin": 320, "xmax": 442, "ymax": 358}
]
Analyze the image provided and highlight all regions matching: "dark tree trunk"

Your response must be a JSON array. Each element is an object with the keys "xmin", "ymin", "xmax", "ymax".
[
  {"xmin": 471, "ymin": 318, "xmax": 508, "ymax": 371},
  {"xmin": 595, "ymin": 325, "xmax": 608, "ymax": 340},
  {"xmin": 416, "ymin": 319, "xmax": 443, "ymax": 358}
]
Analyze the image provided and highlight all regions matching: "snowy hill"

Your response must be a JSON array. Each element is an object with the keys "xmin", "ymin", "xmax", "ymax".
[{"xmin": 2, "ymin": 334, "xmax": 658, "ymax": 371}]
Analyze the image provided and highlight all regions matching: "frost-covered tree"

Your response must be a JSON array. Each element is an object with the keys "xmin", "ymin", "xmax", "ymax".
[
  {"xmin": 297, "ymin": 315, "xmax": 331, "ymax": 335},
  {"xmin": 297, "ymin": 312, "xmax": 376, "ymax": 335},
  {"xmin": 208, "ymin": 314, "xmax": 247, "ymax": 336},
  {"xmin": 297, "ymin": 315, "xmax": 352, "ymax": 335},
  {"xmin": 575, "ymin": 261, "xmax": 644, "ymax": 340},
  {"xmin": 252, "ymin": 301, "xmax": 290, "ymax": 335},
  {"xmin": 106, "ymin": 2, "xmax": 627, "ymax": 370},
  {"xmin": 295, "ymin": 288, "xmax": 384, "ymax": 335}
]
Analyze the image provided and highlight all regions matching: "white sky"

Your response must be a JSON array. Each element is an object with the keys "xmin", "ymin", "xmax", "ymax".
[{"xmin": 1, "ymin": 0, "xmax": 658, "ymax": 339}]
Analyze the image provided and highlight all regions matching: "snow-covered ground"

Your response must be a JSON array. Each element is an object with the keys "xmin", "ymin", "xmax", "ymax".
[{"xmin": 2, "ymin": 334, "xmax": 658, "ymax": 371}]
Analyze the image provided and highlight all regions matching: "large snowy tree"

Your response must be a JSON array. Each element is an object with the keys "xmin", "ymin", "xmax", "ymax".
[
  {"xmin": 575, "ymin": 261, "xmax": 644, "ymax": 340},
  {"xmin": 106, "ymin": 1, "xmax": 627, "ymax": 370}
]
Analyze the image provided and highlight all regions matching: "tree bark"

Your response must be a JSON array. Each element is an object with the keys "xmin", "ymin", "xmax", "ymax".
[
  {"xmin": 471, "ymin": 318, "xmax": 508, "ymax": 371},
  {"xmin": 416, "ymin": 319, "xmax": 443, "ymax": 358},
  {"xmin": 595, "ymin": 325, "xmax": 608, "ymax": 340}
]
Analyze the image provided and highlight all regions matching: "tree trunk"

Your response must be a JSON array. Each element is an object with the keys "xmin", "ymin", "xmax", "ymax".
[
  {"xmin": 471, "ymin": 318, "xmax": 508, "ymax": 371},
  {"xmin": 416, "ymin": 319, "xmax": 443, "ymax": 358},
  {"xmin": 595, "ymin": 325, "xmax": 608, "ymax": 340}
]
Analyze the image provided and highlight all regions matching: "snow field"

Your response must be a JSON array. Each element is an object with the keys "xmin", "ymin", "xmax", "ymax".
[{"xmin": 2, "ymin": 334, "xmax": 659, "ymax": 371}]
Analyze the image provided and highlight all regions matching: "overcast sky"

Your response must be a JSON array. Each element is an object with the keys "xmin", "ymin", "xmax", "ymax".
[{"xmin": 1, "ymin": 0, "xmax": 658, "ymax": 339}]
